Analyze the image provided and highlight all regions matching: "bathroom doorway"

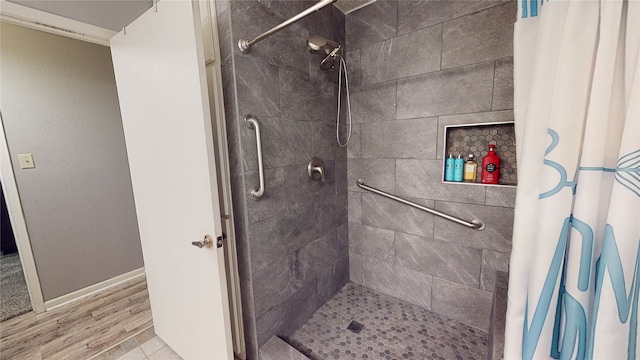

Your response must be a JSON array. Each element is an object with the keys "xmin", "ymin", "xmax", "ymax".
[{"xmin": 0, "ymin": 180, "xmax": 32, "ymax": 320}]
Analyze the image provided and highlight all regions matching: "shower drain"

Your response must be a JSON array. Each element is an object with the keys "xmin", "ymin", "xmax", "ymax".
[{"xmin": 346, "ymin": 320, "xmax": 365, "ymax": 334}]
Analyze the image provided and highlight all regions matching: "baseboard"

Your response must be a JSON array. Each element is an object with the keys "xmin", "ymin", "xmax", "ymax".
[{"xmin": 44, "ymin": 267, "xmax": 145, "ymax": 311}]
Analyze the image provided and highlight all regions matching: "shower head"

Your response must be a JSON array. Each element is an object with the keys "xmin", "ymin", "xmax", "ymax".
[
  {"xmin": 307, "ymin": 34, "xmax": 342, "ymax": 70},
  {"xmin": 307, "ymin": 34, "xmax": 328, "ymax": 53},
  {"xmin": 307, "ymin": 34, "xmax": 341, "ymax": 53}
]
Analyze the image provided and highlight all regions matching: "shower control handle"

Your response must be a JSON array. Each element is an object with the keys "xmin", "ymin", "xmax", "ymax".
[
  {"xmin": 308, "ymin": 157, "xmax": 325, "ymax": 182},
  {"xmin": 312, "ymin": 166, "xmax": 325, "ymax": 182}
]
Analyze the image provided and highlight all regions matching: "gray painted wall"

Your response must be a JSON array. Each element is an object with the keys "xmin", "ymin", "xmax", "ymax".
[
  {"xmin": 345, "ymin": 0, "xmax": 517, "ymax": 331},
  {"xmin": 1, "ymin": 23, "xmax": 144, "ymax": 301},
  {"xmin": 216, "ymin": 1, "xmax": 348, "ymax": 358}
]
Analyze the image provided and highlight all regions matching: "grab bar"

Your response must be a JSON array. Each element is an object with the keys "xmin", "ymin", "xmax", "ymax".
[
  {"xmin": 238, "ymin": 0, "xmax": 338, "ymax": 53},
  {"xmin": 357, "ymin": 179, "xmax": 486, "ymax": 231},
  {"xmin": 245, "ymin": 115, "xmax": 264, "ymax": 199}
]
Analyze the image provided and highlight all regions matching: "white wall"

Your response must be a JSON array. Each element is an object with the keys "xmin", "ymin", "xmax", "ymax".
[{"xmin": 0, "ymin": 23, "xmax": 143, "ymax": 301}]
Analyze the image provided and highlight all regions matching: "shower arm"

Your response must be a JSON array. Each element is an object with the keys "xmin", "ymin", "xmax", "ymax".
[
  {"xmin": 323, "ymin": 39, "xmax": 341, "ymax": 50},
  {"xmin": 238, "ymin": 0, "xmax": 338, "ymax": 53}
]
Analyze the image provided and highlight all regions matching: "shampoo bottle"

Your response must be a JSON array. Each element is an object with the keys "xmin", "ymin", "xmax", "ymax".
[
  {"xmin": 481, "ymin": 144, "xmax": 500, "ymax": 184},
  {"xmin": 444, "ymin": 154, "xmax": 454, "ymax": 181},
  {"xmin": 453, "ymin": 154, "xmax": 464, "ymax": 182},
  {"xmin": 463, "ymin": 154, "xmax": 477, "ymax": 182}
]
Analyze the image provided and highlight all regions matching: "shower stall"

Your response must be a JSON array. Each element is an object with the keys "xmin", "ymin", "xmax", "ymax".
[{"xmin": 215, "ymin": 0, "xmax": 517, "ymax": 358}]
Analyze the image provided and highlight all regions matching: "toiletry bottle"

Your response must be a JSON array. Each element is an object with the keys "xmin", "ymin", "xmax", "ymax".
[
  {"xmin": 453, "ymin": 154, "xmax": 464, "ymax": 182},
  {"xmin": 463, "ymin": 154, "xmax": 477, "ymax": 182},
  {"xmin": 444, "ymin": 154, "xmax": 454, "ymax": 181},
  {"xmin": 481, "ymin": 144, "xmax": 500, "ymax": 184}
]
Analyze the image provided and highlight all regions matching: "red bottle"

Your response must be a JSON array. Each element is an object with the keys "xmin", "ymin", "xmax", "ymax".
[{"xmin": 481, "ymin": 144, "xmax": 500, "ymax": 184}]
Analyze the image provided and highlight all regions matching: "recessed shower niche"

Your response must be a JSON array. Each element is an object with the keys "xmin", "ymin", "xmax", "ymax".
[{"xmin": 443, "ymin": 122, "xmax": 517, "ymax": 186}]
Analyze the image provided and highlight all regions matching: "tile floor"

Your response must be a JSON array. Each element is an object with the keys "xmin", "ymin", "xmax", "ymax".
[
  {"xmin": 94, "ymin": 282, "xmax": 487, "ymax": 360},
  {"xmin": 286, "ymin": 282, "xmax": 488, "ymax": 360},
  {"xmin": 92, "ymin": 327, "xmax": 182, "ymax": 360}
]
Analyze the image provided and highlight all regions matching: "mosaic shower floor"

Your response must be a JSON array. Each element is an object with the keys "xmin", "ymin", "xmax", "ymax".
[{"xmin": 286, "ymin": 282, "xmax": 487, "ymax": 360}]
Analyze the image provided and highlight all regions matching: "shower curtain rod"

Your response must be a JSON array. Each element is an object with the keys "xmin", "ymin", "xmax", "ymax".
[
  {"xmin": 237, "ymin": 0, "xmax": 338, "ymax": 53},
  {"xmin": 357, "ymin": 179, "xmax": 486, "ymax": 231}
]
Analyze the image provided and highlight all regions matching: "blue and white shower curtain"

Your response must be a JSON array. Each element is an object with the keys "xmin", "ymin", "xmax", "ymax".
[{"xmin": 504, "ymin": 0, "xmax": 639, "ymax": 359}]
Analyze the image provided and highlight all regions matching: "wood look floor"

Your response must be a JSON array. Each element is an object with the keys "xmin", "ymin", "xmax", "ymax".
[{"xmin": 0, "ymin": 275, "xmax": 153, "ymax": 360}]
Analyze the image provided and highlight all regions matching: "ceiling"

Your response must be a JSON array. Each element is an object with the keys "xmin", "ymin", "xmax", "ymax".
[
  {"xmin": 7, "ymin": 0, "xmax": 153, "ymax": 31},
  {"xmin": 5, "ymin": 0, "xmax": 378, "ymax": 35}
]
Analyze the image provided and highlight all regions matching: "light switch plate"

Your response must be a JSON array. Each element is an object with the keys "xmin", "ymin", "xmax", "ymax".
[{"xmin": 18, "ymin": 153, "xmax": 35, "ymax": 169}]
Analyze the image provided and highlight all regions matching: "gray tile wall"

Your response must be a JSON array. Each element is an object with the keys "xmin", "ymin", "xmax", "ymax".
[
  {"xmin": 216, "ymin": 1, "xmax": 348, "ymax": 358},
  {"xmin": 345, "ymin": 0, "xmax": 517, "ymax": 332},
  {"xmin": 216, "ymin": 1, "xmax": 516, "ymax": 355}
]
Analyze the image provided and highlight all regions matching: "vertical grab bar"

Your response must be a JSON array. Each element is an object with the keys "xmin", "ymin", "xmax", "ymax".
[{"xmin": 244, "ymin": 115, "xmax": 264, "ymax": 199}]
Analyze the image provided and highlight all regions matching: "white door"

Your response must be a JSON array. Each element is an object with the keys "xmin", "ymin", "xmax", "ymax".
[{"xmin": 109, "ymin": 1, "xmax": 232, "ymax": 359}]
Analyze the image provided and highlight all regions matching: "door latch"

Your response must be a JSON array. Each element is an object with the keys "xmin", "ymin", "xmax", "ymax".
[{"xmin": 216, "ymin": 233, "xmax": 226, "ymax": 248}]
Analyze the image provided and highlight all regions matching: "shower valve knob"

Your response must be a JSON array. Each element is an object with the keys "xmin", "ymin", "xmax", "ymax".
[{"xmin": 308, "ymin": 157, "xmax": 325, "ymax": 182}]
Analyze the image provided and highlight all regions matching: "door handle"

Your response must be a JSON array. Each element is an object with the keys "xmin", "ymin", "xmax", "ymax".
[
  {"xmin": 191, "ymin": 233, "xmax": 226, "ymax": 248},
  {"xmin": 191, "ymin": 235, "xmax": 213, "ymax": 248}
]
